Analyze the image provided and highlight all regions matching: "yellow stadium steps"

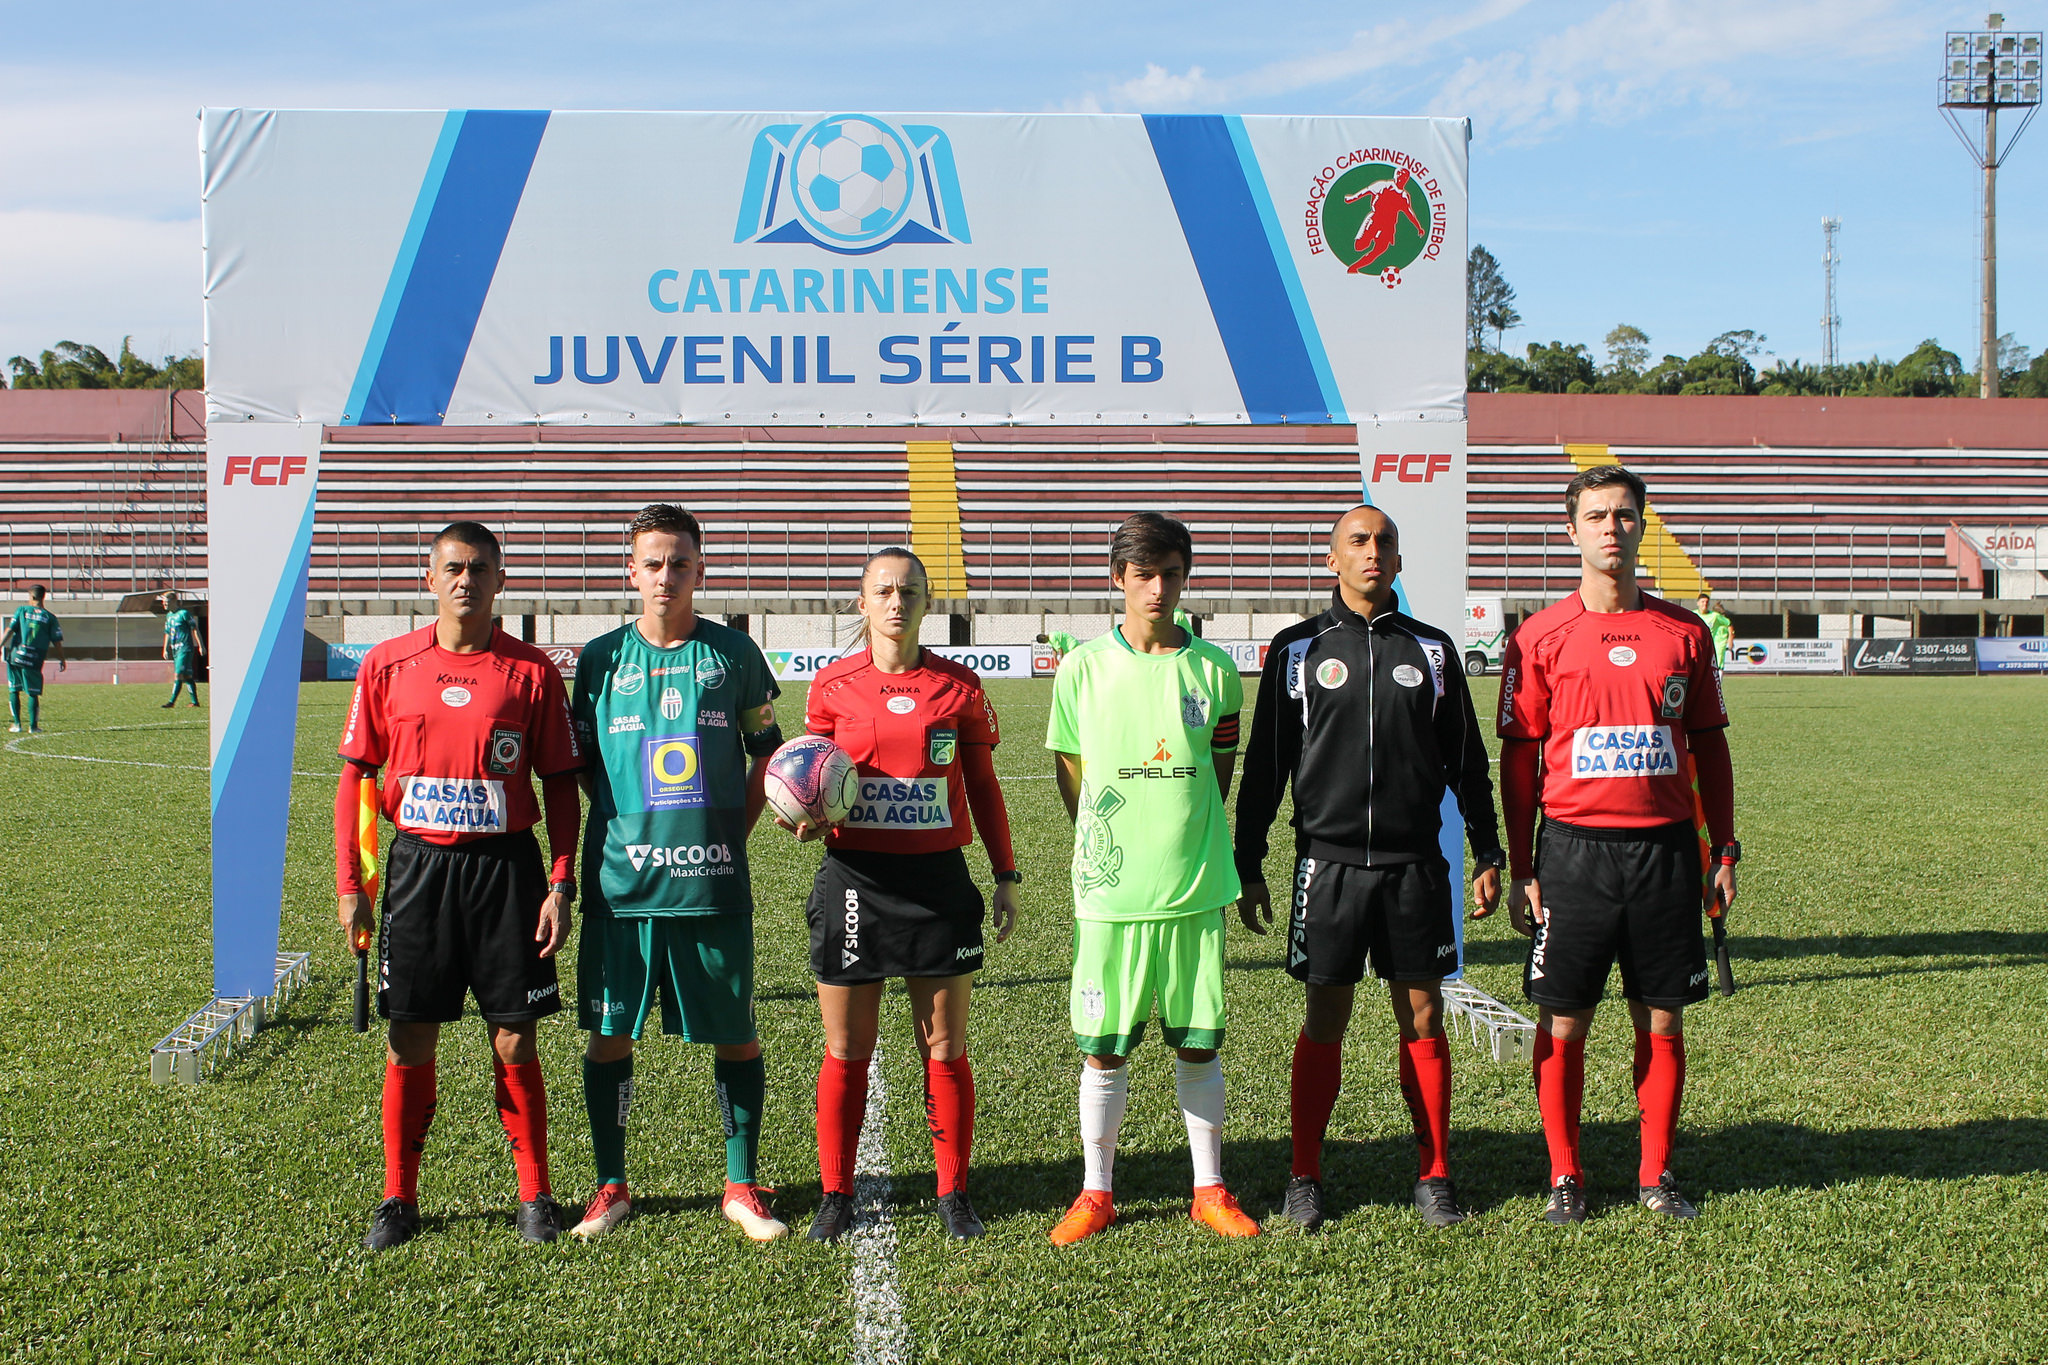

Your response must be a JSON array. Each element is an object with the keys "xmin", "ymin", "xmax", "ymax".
[
  {"xmin": 905, "ymin": 440, "xmax": 969, "ymax": 597},
  {"xmin": 1563, "ymin": 443, "xmax": 1709, "ymax": 598}
]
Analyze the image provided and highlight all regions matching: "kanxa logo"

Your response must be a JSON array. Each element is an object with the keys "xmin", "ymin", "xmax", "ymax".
[{"xmin": 735, "ymin": 115, "xmax": 971, "ymax": 254}]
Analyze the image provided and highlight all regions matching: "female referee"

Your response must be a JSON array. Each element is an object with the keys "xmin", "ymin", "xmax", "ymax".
[{"xmin": 791, "ymin": 547, "xmax": 1020, "ymax": 1242}]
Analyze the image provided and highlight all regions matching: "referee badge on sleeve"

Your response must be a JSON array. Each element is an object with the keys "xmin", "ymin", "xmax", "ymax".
[
  {"xmin": 1659, "ymin": 675, "xmax": 1689, "ymax": 719},
  {"xmin": 929, "ymin": 728, "xmax": 957, "ymax": 767},
  {"xmin": 489, "ymin": 728, "xmax": 524, "ymax": 775}
]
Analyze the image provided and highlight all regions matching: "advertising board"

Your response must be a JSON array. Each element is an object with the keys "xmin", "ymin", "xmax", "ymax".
[
  {"xmin": 1722, "ymin": 640, "xmax": 1845, "ymax": 674},
  {"xmin": 1846, "ymin": 638, "xmax": 1977, "ymax": 675}
]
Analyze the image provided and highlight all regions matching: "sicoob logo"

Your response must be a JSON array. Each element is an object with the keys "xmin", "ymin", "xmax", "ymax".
[
  {"xmin": 644, "ymin": 735, "xmax": 707, "ymax": 809},
  {"xmin": 1304, "ymin": 148, "xmax": 1447, "ymax": 290},
  {"xmin": 735, "ymin": 114, "xmax": 970, "ymax": 253}
]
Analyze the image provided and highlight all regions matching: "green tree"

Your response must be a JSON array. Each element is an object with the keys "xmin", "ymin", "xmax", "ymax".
[
  {"xmin": 1894, "ymin": 338, "xmax": 1966, "ymax": 397},
  {"xmin": 1466, "ymin": 347, "xmax": 1530, "ymax": 392},
  {"xmin": 1522, "ymin": 340, "xmax": 1598, "ymax": 393},
  {"xmin": 1467, "ymin": 245, "xmax": 1519, "ymax": 352},
  {"xmin": 1599, "ymin": 324, "xmax": 1652, "ymax": 393},
  {"xmin": 6, "ymin": 338, "xmax": 203, "ymax": 390}
]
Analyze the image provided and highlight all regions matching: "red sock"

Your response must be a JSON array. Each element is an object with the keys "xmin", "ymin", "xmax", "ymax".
[
  {"xmin": 1637, "ymin": 1031, "xmax": 1686, "ymax": 1186},
  {"xmin": 816, "ymin": 1054, "xmax": 869, "ymax": 1196},
  {"xmin": 382, "ymin": 1060, "xmax": 436, "ymax": 1203},
  {"xmin": 493, "ymin": 1058, "xmax": 550, "ymax": 1201},
  {"xmin": 1530, "ymin": 1031, "xmax": 1584, "ymax": 1185},
  {"xmin": 1290, "ymin": 1033, "xmax": 1343, "ymax": 1180},
  {"xmin": 1401, "ymin": 1034, "xmax": 1453, "ymax": 1181},
  {"xmin": 924, "ymin": 1055, "xmax": 975, "ymax": 1196}
]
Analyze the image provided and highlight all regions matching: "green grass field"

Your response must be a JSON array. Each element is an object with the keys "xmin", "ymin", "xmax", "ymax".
[{"xmin": 3, "ymin": 674, "xmax": 2047, "ymax": 1363}]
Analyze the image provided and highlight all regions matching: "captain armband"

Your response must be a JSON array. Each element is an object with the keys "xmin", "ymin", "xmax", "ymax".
[{"xmin": 743, "ymin": 722, "xmax": 785, "ymax": 758}]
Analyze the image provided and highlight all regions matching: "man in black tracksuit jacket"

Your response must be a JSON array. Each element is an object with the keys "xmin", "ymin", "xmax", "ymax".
[{"xmin": 1235, "ymin": 505, "xmax": 1505, "ymax": 1231}]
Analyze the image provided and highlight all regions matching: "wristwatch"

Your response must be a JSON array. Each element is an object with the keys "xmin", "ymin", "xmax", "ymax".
[
  {"xmin": 1713, "ymin": 842, "xmax": 1742, "ymax": 866},
  {"xmin": 550, "ymin": 878, "xmax": 577, "ymax": 903},
  {"xmin": 1473, "ymin": 848, "xmax": 1507, "ymax": 872},
  {"xmin": 994, "ymin": 869, "xmax": 1024, "ymax": 886}
]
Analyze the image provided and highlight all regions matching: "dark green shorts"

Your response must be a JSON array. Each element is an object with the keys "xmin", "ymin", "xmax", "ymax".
[
  {"xmin": 6, "ymin": 662, "xmax": 44, "ymax": 696},
  {"xmin": 577, "ymin": 912, "xmax": 756, "ymax": 1044}
]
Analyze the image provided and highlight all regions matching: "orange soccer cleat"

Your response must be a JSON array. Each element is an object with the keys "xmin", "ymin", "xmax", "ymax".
[
  {"xmin": 1049, "ymin": 1189, "xmax": 1116, "ymax": 1246},
  {"xmin": 1191, "ymin": 1184, "xmax": 1262, "ymax": 1238}
]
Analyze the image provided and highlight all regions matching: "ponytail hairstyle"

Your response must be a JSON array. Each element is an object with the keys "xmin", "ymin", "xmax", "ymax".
[{"xmin": 847, "ymin": 546, "xmax": 929, "ymax": 650}]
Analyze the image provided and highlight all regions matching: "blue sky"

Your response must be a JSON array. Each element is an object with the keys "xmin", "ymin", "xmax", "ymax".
[{"xmin": 1, "ymin": 0, "xmax": 2040, "ymax": 374}]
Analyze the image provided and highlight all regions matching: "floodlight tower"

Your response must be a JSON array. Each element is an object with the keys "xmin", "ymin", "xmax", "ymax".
[
  {"xmin": 1821, "ymin": 218, "xmax": 1842, "ymax": 372},
  {"xmin": 1939, "ymin": 13, "xmax": 2042, "ymax": 398}
]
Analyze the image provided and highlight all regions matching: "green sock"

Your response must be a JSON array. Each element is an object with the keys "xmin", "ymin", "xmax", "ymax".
[
  {"xmin": 714, "ymin": 1055, "xmax": 765, "ymax": 1186},
  {"xmin": 583, "ymin": 1055, "xmax": 634, "ymax": 1188},
  {"xmin": 26, "ymin": 695, "xmax": 37, "ymax": 729}
]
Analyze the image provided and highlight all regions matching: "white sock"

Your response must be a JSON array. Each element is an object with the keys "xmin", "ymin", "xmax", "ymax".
[
  {"xmin": 1078, "ymin": 1064, "xmax": 1129, "ymax": 1193},
  {"xmin": 1176, "ymin": 1056, "xmax": 1226, "ymax": 1190}
]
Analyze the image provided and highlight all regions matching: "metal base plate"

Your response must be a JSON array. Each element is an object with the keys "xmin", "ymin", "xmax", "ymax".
[
  {"xmin": 148, "ymin": 952, "xmax": 311, "ymax": 1085},
  {"xmin": 1441, "ymin": 979, "xmax": 1538, "ymax": 1063}
]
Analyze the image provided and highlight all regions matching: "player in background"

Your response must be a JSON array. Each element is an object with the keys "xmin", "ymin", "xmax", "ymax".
[
  {"xmin": 1045, "ymin": 512, "xmax": 1259, "ymax": 1245},
  {"xmin": 1482, "ymin": 466, "xmax": 1738, "ymax": 1223},
  {"xmin": 335, "ymin": 522, "xmax": 583, "ymax": 1251},
  {"xmin": 4, "ymin": 585, "xmax": 65, "ymax": 734},
  {"xmin": 797, "ymin": 548, "xmax": 1021, "ymax": 1242},
  {"xmin": 159, "ymin": 591, "xmax": 205, "ymax": 708},
  {"xmin": 569, "ymin": 504, "xmax": 787, "ymax": 1242},
  {"xmin": 1235, "ymin": 506, "xmax": 1505, "ymax": 1230},
  {"xmin": 1036, "ymin": 629, "xmax": 1081, "ymax": 664},
  {"xmin": 1695, "ymin": 595, "xmax": 1733, "ymax": 669}
]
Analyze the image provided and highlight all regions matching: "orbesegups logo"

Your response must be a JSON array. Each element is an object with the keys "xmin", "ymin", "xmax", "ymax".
[{"xmin": 1303, "ymin": 148, "xmax": 1447, "ymax": 290}]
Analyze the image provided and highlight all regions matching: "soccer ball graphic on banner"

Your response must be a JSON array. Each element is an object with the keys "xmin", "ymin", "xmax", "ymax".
[
  {"xmin": 791, "ymin": 115, "xmax": 913, "ymax": 243},
  {"xmin": 765, "ymin": 735, "xmax": 860, "ymax": 830}
]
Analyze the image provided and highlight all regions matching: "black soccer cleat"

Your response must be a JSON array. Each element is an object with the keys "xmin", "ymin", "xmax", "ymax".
[
  {"xmin": 1544, "ymin": 1176, "xmax": 1588, "ymax": 1225},
  {"xmin": 809, "ymin": 1190, "xmax": 855, "ymax": 1244},
  {"xmin": 1413, "ymin": 1176, "xmax": 1466, "ymax": 1227},
  {"xmin": 364, "ymin": 1197, "xmax": 421, "ymax": 1252},
  {"xmin": 517, "ymin": 1193, "xmax": 566, "ymax": 1244},
  {"xmin": 1638, "ymin": 1173, "xmax": 1699, "ymax": 1220},
  {"xmin": 936, "ymin": 1191, "xmax": 986, "ymax": 1239},
  {"xmin": 1282, "ymin": 1174, "xmax": 1326, "ymax": 1231}
]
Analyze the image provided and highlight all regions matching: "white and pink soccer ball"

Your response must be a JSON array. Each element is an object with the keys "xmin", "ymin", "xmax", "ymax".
[{"xmin": 764, "ymin": 736, "xmax": 859, "ymax": 830}]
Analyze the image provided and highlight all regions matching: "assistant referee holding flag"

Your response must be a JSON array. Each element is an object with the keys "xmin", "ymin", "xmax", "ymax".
[
  {"xmin": 336, "ymin": 521, "xmax": 584, "ymax": 1251},
  {"xmin": 1235, "ymin": 506, "xmax": 1504, "ymax": 1230}
]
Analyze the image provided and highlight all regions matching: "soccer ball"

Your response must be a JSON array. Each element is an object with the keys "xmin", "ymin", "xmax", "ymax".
[
  {"xmin": 792, "ymin": 116, "xmax": 911, "ymax": 242},
  {"xmin": 764, "ymin": 736, "xmax": 859, "ymax": 830},
  {"xmin": 1381, "ymin": 266, "xmax": 1402, "ymax": 290}
]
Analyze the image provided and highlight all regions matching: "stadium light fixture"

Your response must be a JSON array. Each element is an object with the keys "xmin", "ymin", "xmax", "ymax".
[{"xmin": 1939, "ymin": 13, "xmax": 2042, "ymax": 398}]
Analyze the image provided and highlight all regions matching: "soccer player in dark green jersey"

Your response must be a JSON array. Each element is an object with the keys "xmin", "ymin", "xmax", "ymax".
[
  {"xmin": 159, "ymin": 591, "xmax": 205, "ymax": 708},
  {"xmin": 4, "ymin": 585, "xmax": 65, "ymax": 734},
  {"xmin": 568, "ymin": 504, "xmax": 788, "ymax": 1241}
]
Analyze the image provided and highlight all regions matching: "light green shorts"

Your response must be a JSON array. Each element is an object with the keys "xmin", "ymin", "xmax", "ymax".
[
  {"xmin": 1070, "ymin": 907, "xmax": 1227, "ymax": 1056},
  {"xmin": 578, "ymin": 912, "xmax": 756, "ymax": 1044}
]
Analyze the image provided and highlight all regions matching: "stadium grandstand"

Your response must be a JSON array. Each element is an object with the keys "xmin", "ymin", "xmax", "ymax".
[{"xmin": 3, "ymin": 388, "xmax": 2045, "ymax": 667}]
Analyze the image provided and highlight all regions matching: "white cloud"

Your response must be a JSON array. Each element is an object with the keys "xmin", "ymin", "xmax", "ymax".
[
  {"xmin": 1090, "ymin": 0, "xmax": 1536, "ymax": 109},
  {"xmin": 1434, "ymin": 0, "xmax": 1924, "ymax": 144}
]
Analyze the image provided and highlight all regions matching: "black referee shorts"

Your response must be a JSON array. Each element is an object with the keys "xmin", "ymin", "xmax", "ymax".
[
  {"xmin": 1523, "ymin": 818, "xmax": 1709, "ymax": 1012},
  {"xmin": 1287, "ymin": 854, "xmax": 1459, "ymax": 985},
  {"xmin": 806, "ymin": 847, "xmax": 986, "ymax": 985},
  {"xmin": 377, "ymin": 828, "xmax": 561, "ymax": 1025}
]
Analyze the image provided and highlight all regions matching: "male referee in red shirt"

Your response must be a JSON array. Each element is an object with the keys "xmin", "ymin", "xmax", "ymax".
[
  {"xmin": 335, "ymin": 522, "xmax": 584, "ymax": 1250},
  {"xmin": 1484, "ymin": 465, "xmax": 1737, "ymax": 1223}
]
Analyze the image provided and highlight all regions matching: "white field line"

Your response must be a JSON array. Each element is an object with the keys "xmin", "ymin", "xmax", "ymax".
[
  {"xmin": 2, "ymin": 722, "xmax": 330, "ymax": 777},
  {"xmin": 851, "ymin": 1048, "xmax": 910, "ymax": 1365}
]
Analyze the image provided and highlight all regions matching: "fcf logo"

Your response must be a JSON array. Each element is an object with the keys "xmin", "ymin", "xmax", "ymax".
[
  {"xmin": 1370, "ymin": 452, "xmax": 1452, "ymax": 483},
  {"xmin": 222, "ymin": 455, "xmax": 308, "ymax": 485}
]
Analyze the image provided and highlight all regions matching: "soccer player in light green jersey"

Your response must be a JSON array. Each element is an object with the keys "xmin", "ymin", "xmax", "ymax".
[
  {"xmin": 158, "ymin": 591, "xmax": 205, "ymax": 708},
  {"xmin": 1044, "ymin": 512, "xmax": 1261, "ymax": 1245},
  {"xmin": 4, "ymin": 584, "xmax": 64, "ymax": 734},
  {"xmin": 1695, "ymin": 594, "xmax": 1733, "ymax": 668},
  {"xmin": 1036, "ymin": 629, "xmax": 1081, "ymax": 662},
  {"xmin": 568, "ymin": 503, "xmax": 789, "ymax": 1242}
]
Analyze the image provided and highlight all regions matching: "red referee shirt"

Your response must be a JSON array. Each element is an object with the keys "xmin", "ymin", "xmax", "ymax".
[
  {"xmin": 805, "ymin": 649, "xmax": 999, "ymax": 856},
  {"xmin": 1497, "ymin": 592, "xmax": 1727, "ymax": 829},
  {"xmin": 339, "ymin": 626, "xmax": 582, "ymax": 844}
]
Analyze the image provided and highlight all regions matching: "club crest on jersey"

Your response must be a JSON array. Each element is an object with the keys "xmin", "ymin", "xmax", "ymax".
[
  {"xmin": 929, "ymin": 728, "xmax": 957, "ymax": 766},
  {"xmin": 613, "ymin": 662, "xmax": 646, "ymax": 697},
  {"xmin": 1660, "ymin": 674, "xmax": 1689, "ymax": 719},
  {"xmin": 488, "ymin": 728, "xmax": 523, "ymax": 775},
  {"xmin": 1180, "ymin": 691, "xmax": 1209, "ymax": 728},
  {"xmin": 659, "ymin": 686, "xmax": 685, "ymax": 720},
  {"xmin": 1392, "ymin": 663, "xmax": 1424, "ymax": 688},
  {"xmin": 1608, "ymin": 645, "xmax": 1638, "ymax": 667},
  {"xmin": 643, "ymin": 734, "xmax": 707, "ymax": 808},
  {"xmin": 887, "ymin": 695, "xmax": 916, "ymax": 714},
  {"xmin": 440, "ymin": 686, "xmax": 472, "ymax": 708},
  {"xmin": 1316, "ymin": 658, "xmax": 1349, "ymax": 689},
  {"xmin": 695, "ymin": 657, "xmax": 727, "ymax": 689}
]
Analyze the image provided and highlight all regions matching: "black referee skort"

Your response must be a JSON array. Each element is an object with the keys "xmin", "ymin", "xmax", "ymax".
[
  {"xmin": 1523, "ymin": 817, "xmax": 1709, "ymax": 1012},
  {"xmin": 806, "ymin": 846, "xmax": 986, "ymax": 985},
  {"xmin": 378, "ymin": 828, "xmax": 561, "ymax": 1024}
]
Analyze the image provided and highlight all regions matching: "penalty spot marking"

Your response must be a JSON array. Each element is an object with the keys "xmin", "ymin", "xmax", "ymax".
[{"xmin": 851, "ymin": 1048, "xmax": 910, "ymax": 1365}]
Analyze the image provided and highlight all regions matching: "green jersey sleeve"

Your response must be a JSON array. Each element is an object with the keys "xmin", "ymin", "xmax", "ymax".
[{"xmin": 1045, "ymin": 654, "xmax": 1082, "ymax": 753}]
